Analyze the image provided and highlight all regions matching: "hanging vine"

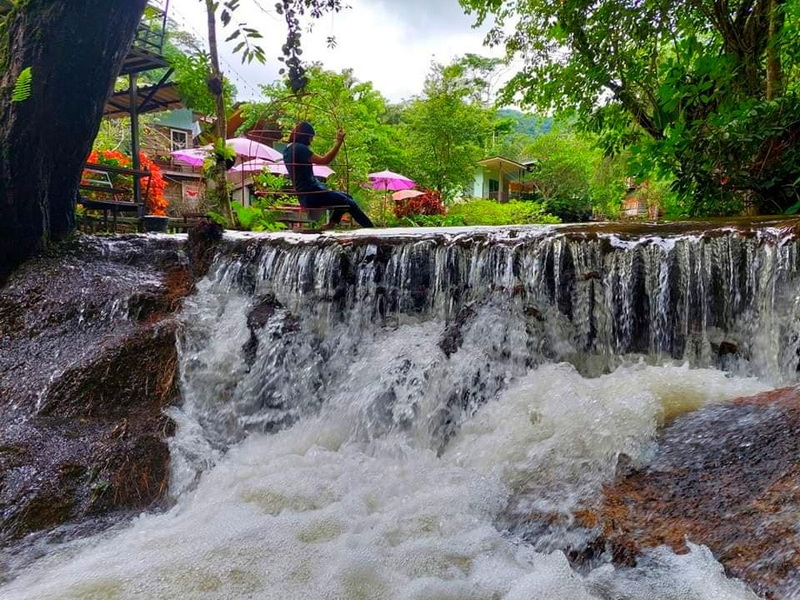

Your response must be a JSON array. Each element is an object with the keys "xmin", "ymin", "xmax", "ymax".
[{"xmin": 276, "ymin": 0, "xmax": 343, "ymax": 94}]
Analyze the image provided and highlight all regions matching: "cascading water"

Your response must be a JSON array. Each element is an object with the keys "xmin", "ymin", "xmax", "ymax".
[{"xmin": 3, "ymin": 221, "xmax": 800, "ymax": 599}]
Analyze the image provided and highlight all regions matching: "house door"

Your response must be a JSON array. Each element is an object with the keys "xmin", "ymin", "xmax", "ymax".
[{"xmin": 489, "ymin": 178, "xmax": 499, "ymax": 201}]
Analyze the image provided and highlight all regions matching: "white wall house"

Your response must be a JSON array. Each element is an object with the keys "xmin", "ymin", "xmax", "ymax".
[{"xmin": 473, "ymin": 157, "xmax": 530, "ymax": 202}]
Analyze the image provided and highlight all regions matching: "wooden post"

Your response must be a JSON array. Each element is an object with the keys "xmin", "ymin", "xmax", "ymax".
[{"xmin": 129, "ymin": 73, "xmax": 143, "ymax": 218}]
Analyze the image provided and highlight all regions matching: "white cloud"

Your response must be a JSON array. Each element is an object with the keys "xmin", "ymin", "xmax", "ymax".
[{"xmin": 167, "ymin": 0, "xmax": 497, "ymax": 103}]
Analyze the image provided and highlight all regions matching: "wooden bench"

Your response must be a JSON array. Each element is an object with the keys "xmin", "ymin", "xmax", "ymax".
[
  {"xmin": 253, "ymin": 188, "xmax": 356, "ymax": 231},
  {"xmin": 272, "ymin": 204, "xmax": 354, "ymax": 232},
  {"xmin": 77, "ymin": 163, "xmax": 151, "ymax": 231}
]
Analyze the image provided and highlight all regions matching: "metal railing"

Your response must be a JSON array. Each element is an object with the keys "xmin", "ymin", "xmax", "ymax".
[{"xmin": 133, "ymin": 1, "xmax": 170, "ymax": 54}]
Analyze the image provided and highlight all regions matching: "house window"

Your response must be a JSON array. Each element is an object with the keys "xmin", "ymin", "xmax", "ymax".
[
  {"xmin": 489, "ymin": 179, "xmax": 499, "ymax": 193},
  {"xmin": 170, "ymin": 129, "xmax": 189, "ymax": 152}
]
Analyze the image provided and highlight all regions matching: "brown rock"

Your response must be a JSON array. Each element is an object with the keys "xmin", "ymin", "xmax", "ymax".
[
  {"xmin": 597, "ymin": 387, "xmax": 800, "ymax": 598},
  {"xmin": 0, "ymin": 236, "xmax": 190, "ymax": 547},
  {"xmin": 439, "ymin": 304, "xmax": 476, "ymax": 358},
  {"xmin": 187, "ymin": 219, "xmax": 224, "ymax": 279}
]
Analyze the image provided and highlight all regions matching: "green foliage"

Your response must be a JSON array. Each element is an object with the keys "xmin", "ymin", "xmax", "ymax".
[
  {"xmin": 213, "ymin": 140, "xmax": 235, "ymax": 161},
  {"xmin": 496, "ymin": 109, "xmax": 553, "ymax": 137},
  {"xmin": 218, "ymin": 0, "xmax": 266, "ymax": 64},
  {"xmin": 92, "ymin": 118, "xmax": 131, "ymax": 153},
  {"xmin": 246, "ymin": 66, "xmax": 402, "ymax": 193},
  {"xmin": 231, "ymin": 200, "xmax": 287, "ymax": 232},
  {"xmin": 275, "ymin": 0, "xmax": 344, "ymax": 92},
  {"xmin": 404, "ymin": 61, "xmax": 495, "ymax": 198},
  {"xmin": 461, "ymin": 0, "xmax": 800, "ymax": 216},
  {"xmin": 11, "ymin": 66, "xmax": 31, "ymax": 102},
  {"xmin": 590, "ymin": 153, "xmax": 629, "ymax": 220},
  {"xmin": 448, "ymin": 199, "xmax": 560, "ymax": 226},
  {"xmin": 164, "ymin": 39, "xmax": 237, "ymax": 116},
  {"xmin": 207, "ymin": 211, "xmax": 229, "ymax": 227},
  {"xmin": 393, "ymin": 214, "xmax": 467, "ymax": 227},
  {"xmin": 252, "ymin": 170, "xmax": 295, "ymax": 203},
  {"xmin": 523, "ymin": 132, "xmax": 598, "ymax": 221},
  {"xmin": 632, "ymin": 94, "xmax": 800, "ymax": 216}
]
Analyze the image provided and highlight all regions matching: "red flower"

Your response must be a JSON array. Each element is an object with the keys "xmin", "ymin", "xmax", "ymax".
[{"xmin": 82, "ymin": 151, "xmax": 168, "ymax": 216}]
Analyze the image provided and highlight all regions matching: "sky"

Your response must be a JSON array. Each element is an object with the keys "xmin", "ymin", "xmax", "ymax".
[{"xmin": 166, "ymin": 0, "xmax": 504, "ymax": 103}]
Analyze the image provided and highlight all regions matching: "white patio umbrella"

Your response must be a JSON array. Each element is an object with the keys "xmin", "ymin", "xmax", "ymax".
[{"xmin": 392, "ymin": 189, "xmax": 424, "ymax": 201}]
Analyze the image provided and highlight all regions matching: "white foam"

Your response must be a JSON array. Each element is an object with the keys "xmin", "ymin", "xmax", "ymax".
[{"xmin": 1, "ymin": 363, "xmax": 769, "ymax": 600}]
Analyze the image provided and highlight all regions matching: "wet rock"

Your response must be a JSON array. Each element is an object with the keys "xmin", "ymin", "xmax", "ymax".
[
  {"xmin": 246, "ymin": 294, "xmax": 283, "ymax": 331},
  {"xmin": 597, "ymin": 387, "xmax": 800, "ymax": 598},
  {"xmin": 243, "ymin": 294, "xmax": 285, "ymax": 365},
  {"xmin": 718, "ymin": 340, "xmax": 740, "ymax": 357},
  {"xmin": 0, "ymin": 235, "xmax": 189, "ymax": 545},
  {"xmin": 187, "ymin": 219, "xmax": 224, "ymax": 279},
  {"xmin": 439, "ymin": 304, "xmax": 476, "ymax": 358},
  {"xmin": 38, "ymin": 322, "xmax": 178, "ymax": 418},
  {"xmin": 579, "ymin": 270, "xmax": 601, "ymax": 281}
]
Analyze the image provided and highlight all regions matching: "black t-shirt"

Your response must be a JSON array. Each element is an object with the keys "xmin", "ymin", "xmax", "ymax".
[{"xmin": 283, "ymin": 142, "xmax": 324, "ymax": 192}]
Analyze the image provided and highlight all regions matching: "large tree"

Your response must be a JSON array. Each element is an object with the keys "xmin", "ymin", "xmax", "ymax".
[
  {"xmin": 0, "ymin": 0, "xmax": 148, "ymax": 284},
  {"xmin": 404, "ymin": 60, "xmax": 495, "ymax": 197},
  {"xmin": 460, "ymin": 0, "xmax": 800, "ymax": 215},
  {"xmin": 0, "ymin": 0, "xmax": 343, "ymax": 284}
]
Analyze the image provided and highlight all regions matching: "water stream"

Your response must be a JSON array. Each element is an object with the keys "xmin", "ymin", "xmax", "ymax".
[{"xmin": 3, "ymin": 222, "xmax": 800, "ymax": 599}]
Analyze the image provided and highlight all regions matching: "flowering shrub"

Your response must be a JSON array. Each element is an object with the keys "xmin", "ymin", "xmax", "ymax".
[
  {"xmin": 84, "ymin": 150, "xmax": 167, "ymax": 216},
  {"xmin": 392, "ymin": 189, "xmax": 445, "ymax": 218},
  {"xmin": 138, "ymin": 153, "xmax": 167, "ymax": 216}
]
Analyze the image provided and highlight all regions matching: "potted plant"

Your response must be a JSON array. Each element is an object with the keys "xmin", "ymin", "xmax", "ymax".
[{"xmin": 140, "ymin": 153, "xmax": 169, "ymax": 232}]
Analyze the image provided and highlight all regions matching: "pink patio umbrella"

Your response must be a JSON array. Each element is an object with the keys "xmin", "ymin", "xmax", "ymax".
[
  {"xmin": 171, "ymin": 137, "xmax": 283, "ymax": 167},
  {"xmin": 230, "ymin": 158, "xmax": 334, "ymax": 178},
  {"xmin": 392, "ymin": 189, "xmax": 424, "ymax": 201},
  {"xmin": 169, "ymin": 148, "xmax": 207, "ymax": 168},
  {"xmin": 201, "ymin": 137, "xmax": 283, "ymax": 162},
  {"xmin": 368, "ymin": 169, "xmax": 416, "ymax": 191},
  {"xmin": 369, "ymin": 170, "xmax": 416, "ymax": 226}
]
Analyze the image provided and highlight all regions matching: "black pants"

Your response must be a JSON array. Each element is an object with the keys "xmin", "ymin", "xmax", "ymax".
[{"xmin": 300, "ymin": 190, "xmax": 374, "ymax": 228}]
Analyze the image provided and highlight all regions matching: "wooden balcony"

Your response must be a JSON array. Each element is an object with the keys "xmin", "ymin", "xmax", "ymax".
[{"xmin": 119, "ymin": 2, "xmax": 170, "ymax": 76}]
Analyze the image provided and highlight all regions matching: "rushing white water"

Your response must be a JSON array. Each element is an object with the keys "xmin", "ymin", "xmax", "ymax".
[
  {"xmin": 1, "ymin": 361, "xmax": 767, "ymax": 600},
  {"xmin": 3, "ymin": 225, "xmax": 797, "ymax": 599}
]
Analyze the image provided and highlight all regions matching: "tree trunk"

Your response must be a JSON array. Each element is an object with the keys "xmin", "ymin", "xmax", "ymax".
[
  {"xmin": 204, "ymin": 0, "xmax": 233, "ymax": 225},
  {"xmin": 0, "ymin": 0, "xmax": 147, "ymax": 284},
  {"xmin": 766, "ymin": 0, "xmax": 784, "ymax": 100}
]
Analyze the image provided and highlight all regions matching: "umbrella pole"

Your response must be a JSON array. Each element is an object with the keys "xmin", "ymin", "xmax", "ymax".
[{"xmin": 382, "ymin": 183, "xmax": 388, "ymax": 227}]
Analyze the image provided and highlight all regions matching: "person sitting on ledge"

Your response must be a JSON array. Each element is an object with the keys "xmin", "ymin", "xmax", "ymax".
[{"xmin": 283, "ymin": 121, "xmax": 374, "ymax": 229}]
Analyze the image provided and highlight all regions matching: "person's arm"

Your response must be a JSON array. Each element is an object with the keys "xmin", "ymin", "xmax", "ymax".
[{"xmin": 311, "ymin": 129, "xmax": 345, "ymax": 165}]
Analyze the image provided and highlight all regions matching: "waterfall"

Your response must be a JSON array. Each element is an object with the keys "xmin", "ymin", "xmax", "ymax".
[
  {"xmin": 3, "ymin": 222, "xmax": 798, "ymax": 600},
  {"xmin": 173, "ymin": 224, "xmax": 800, "ymax": 464}
]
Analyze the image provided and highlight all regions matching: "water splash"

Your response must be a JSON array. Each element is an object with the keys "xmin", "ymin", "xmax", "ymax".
[
  {"xmin": 2, "ymin": 223, "xmax": 797, "ymax": 598},
  {"xmin": 1, "ymin": 363, "xmax": 767, "ymax": 600}
]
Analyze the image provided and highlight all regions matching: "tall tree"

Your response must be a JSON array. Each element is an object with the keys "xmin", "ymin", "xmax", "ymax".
[
  {"xmin": 203, "ymin": 0, "xmax": 234, "ymax": 224},
  {"xmin": 404, "ymin": 61, "xmax": 495, "ymax": 197},
  {"xmin": 0, "ymin": 0, "xmax": 344, "ymax": 283},
  {"xmin": 251, "ymin": 66, "xmax": 404, "ymax": 191},
  {"xmin": 460, "ymin": 0, "xmax": 800, "ymax": 215},
  {"xmin": 0, "ymin": 0, "xmax": 148, "ymax": 284}
]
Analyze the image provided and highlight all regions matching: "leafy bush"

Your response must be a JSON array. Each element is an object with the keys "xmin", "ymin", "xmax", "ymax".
[
  {"xmin": 393, "ymin": 190, "xmax": 446, "ymax": 218},
  {"xmin": 231, "ymin": 200, "xmax": 287, "ymax": 232},
  {"xmin": 448, "ymin": 199, "xmax": 560, "ymax": 226},
  {"xmin": 523, "ymin": 132, "xmax": 597, "ymax": 222},
  {"xmin": 393, "ymin": 214, "xmax": 467, "ymax": 227}
]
